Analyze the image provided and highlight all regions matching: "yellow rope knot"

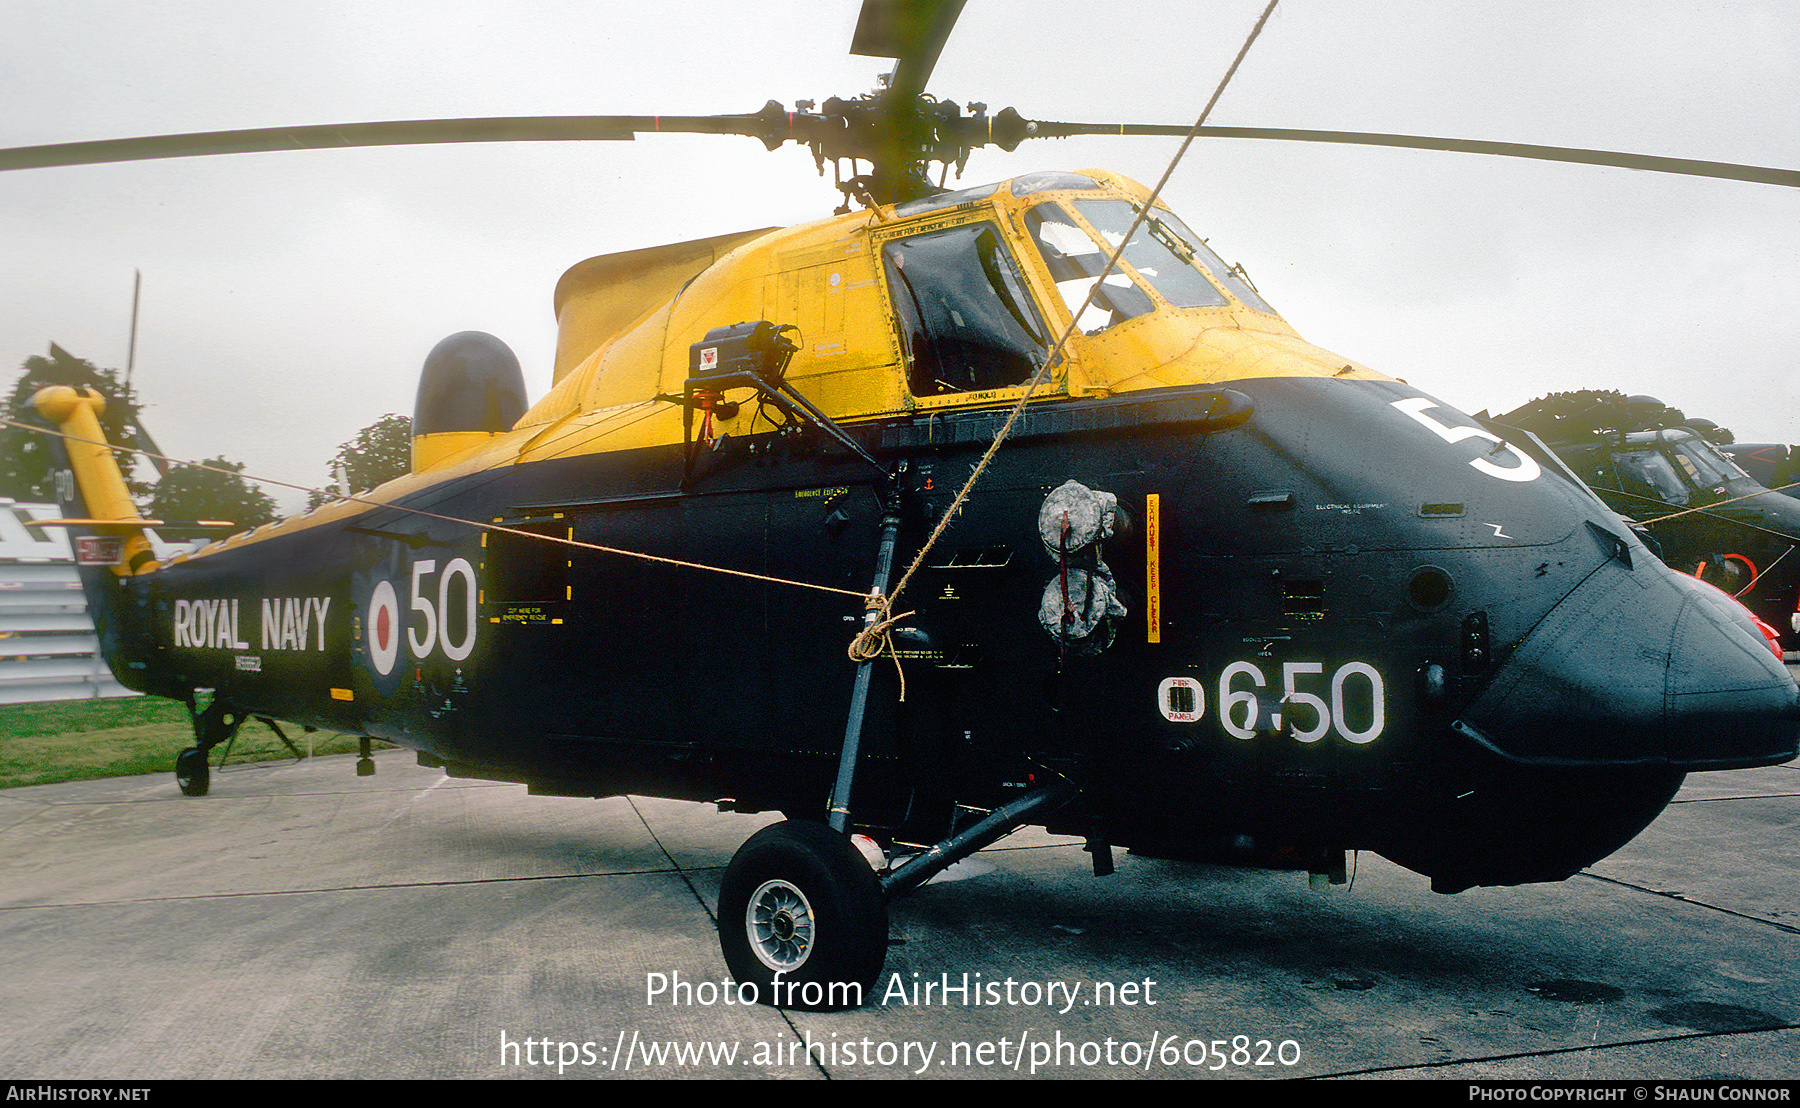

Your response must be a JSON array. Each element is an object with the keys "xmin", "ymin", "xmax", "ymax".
[{"xmin": 847, "ymin": 594, "xmax": 913, "ymax": 701}]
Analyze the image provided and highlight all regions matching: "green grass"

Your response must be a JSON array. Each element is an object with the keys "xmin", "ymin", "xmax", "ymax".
[{"xmin": 0, "ymin": 696, "xmax": 375, "ymax": 788}]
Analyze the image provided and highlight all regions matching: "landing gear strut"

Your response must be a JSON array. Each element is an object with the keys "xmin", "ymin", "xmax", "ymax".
[
  {"xmin": 174, "ymin": 694, "xmax": 244, "ymax": 798},
  {"xmin": 715, "ymin": 508, "xmax": 1081, "ymax": 1009},
  {"xmin": 717, "ymin": 511, "xmax": 903, "ymax": 1008},
  {"xmin": 716, "ymin": 782, "xmax": 1079, "ymax": 1008}
]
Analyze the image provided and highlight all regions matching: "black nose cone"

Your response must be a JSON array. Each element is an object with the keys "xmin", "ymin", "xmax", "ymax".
[{"xmin": 1456, "ymin": 561, "xmax": 1799, "ymax": 769}]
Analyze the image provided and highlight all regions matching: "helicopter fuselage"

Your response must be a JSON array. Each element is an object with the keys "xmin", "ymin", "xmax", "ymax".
[{"xmin": 38, "ymin": 170, "xmax": 1799, "ymax": 901}]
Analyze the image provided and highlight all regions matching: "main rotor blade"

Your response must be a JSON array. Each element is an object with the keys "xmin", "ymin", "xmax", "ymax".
[
  {"xmin": 850, "ymin": 0, "xmax": 968, "ymax": 102},
  {"xmin": 1027, "ymin": 121, "xmax": 1800, "ymax": 188},
  {"xmin": 8, "ymin": 110, "xmax": 1794, "ymax": 193},
  {"xmin": 0, "ymin": 113, "xmax": 798, "ymax": 171}
]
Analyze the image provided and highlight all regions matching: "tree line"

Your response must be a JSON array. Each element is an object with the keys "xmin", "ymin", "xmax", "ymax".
[{"xmin": 2, "ymin": 346, "xmax": 411, "ymax": 538}]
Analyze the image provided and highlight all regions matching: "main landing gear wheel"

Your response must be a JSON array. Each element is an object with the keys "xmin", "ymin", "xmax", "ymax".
[
  {"xmin": 718, "ymin": 820, "xmax": 887, "ymax": 1011},
  {"xmin": 175, "ymin": 747, "xmax": 209, "ymax": 797}
]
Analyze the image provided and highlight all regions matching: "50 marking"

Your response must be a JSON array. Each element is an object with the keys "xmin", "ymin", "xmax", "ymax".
[
  {"xmin": 406, "ymin": 558, "xmax": 477, "ymax": 662},
  {"xmin": 368, "ymin": 557, "xmax": 477, "ymax": 677},
  {"xmin": 1158, "ymin": 661, "xmax": 1386, "ymax": 744}
]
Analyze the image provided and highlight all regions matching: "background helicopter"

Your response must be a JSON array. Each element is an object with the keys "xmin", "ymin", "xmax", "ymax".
[
  {"xmin": 3, "ymin": 0, "xmax": 1798, "ymax": 504},
  {"xmin": 4, "ymin": 0, "xmax": 1799, "ymax": 1009},
  {"xmin": 1487, "ymin": 390, "xmax": 1800, "ymax": 645},
  {"xmin": 1721, "ymin": 442, "xmax": 1800, "ymax": 503}
]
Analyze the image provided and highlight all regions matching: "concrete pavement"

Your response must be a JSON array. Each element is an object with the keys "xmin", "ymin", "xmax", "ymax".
[{"xmin": 1, "ymin": 744, "xmax": 1795, "ymax": 1079}]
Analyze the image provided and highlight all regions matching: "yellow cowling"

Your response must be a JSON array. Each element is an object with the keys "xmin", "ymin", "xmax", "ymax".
[{"xmin": 30, "ymin": 385, "xmax": 158, "ymax": 576}]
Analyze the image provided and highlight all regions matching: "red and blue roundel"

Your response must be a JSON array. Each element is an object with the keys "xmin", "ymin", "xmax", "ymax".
[{"xmin": 368, "ymin": 579, "xmax": 400, "ymax": 676}]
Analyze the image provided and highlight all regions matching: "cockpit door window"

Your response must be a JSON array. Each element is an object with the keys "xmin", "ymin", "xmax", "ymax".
[
  {"xmin": 1612, "ymin": 448, "xmax": 1691, "ymax": 506},
  {"xmin": 882, "ymin": 222, "xmax": 1050, "ymax": 397}
]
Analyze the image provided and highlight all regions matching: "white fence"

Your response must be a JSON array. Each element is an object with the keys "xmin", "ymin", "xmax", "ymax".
[{"xmin": 0, "ymin": 502, "xmax": 136, "ymax": 703}]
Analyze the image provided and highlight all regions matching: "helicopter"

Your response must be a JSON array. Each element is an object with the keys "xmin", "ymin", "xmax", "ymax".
[
  {"xmin": 3, "ymin": 0, "xmax": 1798, "ymax": 1010},
  {"xmin": 1720, "ymin": 443, "xmax": 1799, "ymax": 504},
  {"xmin": 1486, "ymin": 391, "xmax": 1800, "ymax": 647}
]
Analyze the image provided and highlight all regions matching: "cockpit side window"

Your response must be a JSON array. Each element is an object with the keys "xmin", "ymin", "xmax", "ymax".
[
  {"xmin": 882, "ymin": 223, "xmax": 1049, "ymax": 397},
  {"xmin": 1667, "ymin": 435, "xmax": 1744, "ymax": 493},
  {"xmin": 1024, "ymin": 203, "xmax": 1156, "ymax": 334},
  {"xmin": 1144, "ymin": 208, "xmax": 1278, "ymax": 315},
  {"xmin": 1612, "ymin": 448, "xmax": 1690, "ymax": 506},
  {"xmin": 1071, "ymin": 199, "xmax": 1234, "ymax": 312}
]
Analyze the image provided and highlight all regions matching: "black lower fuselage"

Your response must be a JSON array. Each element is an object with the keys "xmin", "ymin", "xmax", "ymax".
[{"xmin": 76, "ymin": 377, "xmax": 1799, "ymax": 893}]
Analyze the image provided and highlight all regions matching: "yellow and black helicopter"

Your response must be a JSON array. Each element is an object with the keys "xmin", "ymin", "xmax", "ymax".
[{"xmin": 4, "ymin": 0, "xmax": 1798, "ymax": 1009}]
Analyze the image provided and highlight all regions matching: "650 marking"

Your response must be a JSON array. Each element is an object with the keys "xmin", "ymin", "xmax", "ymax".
[{"xmin": 1160, "ymin": 661, "xmax": 1386, "ymax": 744}]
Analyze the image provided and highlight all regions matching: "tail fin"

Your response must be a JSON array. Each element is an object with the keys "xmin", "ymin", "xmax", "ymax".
[
  {"xmin": 29, "ymin": 386, "xmax": 159, "ymax": 574},
  {"xmin": 26, "ymin": 385, "xmax": 160, "ymax": 690}
]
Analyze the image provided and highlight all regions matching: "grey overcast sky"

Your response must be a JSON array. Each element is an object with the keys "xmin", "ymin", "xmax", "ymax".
[{"xmin": 3, "ymin": 0, "xmax": 1797, "ymax": 511}]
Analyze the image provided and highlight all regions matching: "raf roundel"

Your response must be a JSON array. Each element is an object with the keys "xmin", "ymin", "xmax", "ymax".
[{"xmin": 368, "ymin": 580, "xmax": 400, "ymax": 676}]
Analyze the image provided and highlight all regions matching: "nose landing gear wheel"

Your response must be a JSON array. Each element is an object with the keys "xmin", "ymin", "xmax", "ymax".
[
  {"xmin": 175, "ymin": 747, "xmax": 209, "ymax": 797},
  {"xmin": 718, "ymin": 820, "xmax": 887, "ymax": 1010}
]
